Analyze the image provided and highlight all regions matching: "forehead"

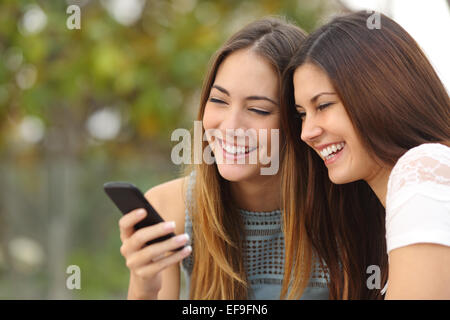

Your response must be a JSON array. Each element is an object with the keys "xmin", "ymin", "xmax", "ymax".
[
  {"xmin": 214, "ymin": 49, "xmax": 279, "ymax": 97},
  {"xmin": 293, "ymin": 63, "xmax": 334, "ymax": 103}
]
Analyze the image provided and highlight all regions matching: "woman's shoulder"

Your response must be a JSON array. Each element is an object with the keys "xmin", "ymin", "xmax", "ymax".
[
  {"xmin": 387, "ymin": 143, "xmax": 450, "ymax": 207},
  {"xmin": 385, "ymin": 143, "xmax": 450, "ymax": 253},
  {"xmin": 390, "ymin": 143, "xmax": 450, "ymax": 182},
  {"xmin": 396, "ymin": 143, "xmax": 450, "ymax": 165},
  {"xmin": 144, "ymin": 176, "xmax": 190, "ymax": 235}
]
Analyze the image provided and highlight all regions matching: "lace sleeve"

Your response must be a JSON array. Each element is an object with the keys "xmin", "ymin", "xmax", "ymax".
[{"xmin": 385, "ymin": 143, "xmax": 450, "ymax": 253}]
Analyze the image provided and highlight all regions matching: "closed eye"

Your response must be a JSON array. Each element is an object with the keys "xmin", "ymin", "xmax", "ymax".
[
  {"xmin": 250, "ymin": 108, "xmax": 270, "ymax": 115},
  {"xmin": 295, "ymin": 102, "xmax": 334, "ymax": 122},
  {"xmin": 317, "ymin": 102, "xmax": 334, "ymax": 111},
  {"xmin": 209, "ymin": 98, "xmax": 227, "ymax": 104}
]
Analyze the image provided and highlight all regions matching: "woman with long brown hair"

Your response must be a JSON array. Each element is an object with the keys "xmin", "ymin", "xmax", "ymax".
[
  {"xmin": 281, "ymin": 11, "xmax": 450, "ymax": 299},
  {"xmin": 118, "ymin": 17, "xmax": 329, "ymax": 299}
]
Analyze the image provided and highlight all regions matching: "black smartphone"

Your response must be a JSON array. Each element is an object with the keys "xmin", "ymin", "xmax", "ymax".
[{"xmin": 103, "ymin": 181, "xmax": 184, "ymax": 250}]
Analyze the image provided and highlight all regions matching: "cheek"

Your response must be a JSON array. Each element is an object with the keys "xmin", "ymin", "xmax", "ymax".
[
  {"xmin": 269, "ymin": 119, "xmax": 280, "ymax": 145},
  {"xmin": 323, "ymin": 102, "xmax": 353, "ymax": 133},
  {"xmin": 255, "ymin": 116, "xmax": 280, "ymax": 147},
  {"xmin": 340, "ymin": 123, "xmax": 364, "ymax": 158},
  {"xmin": 342, "ymin": 131, "xmax": 376, "ymax": 180},
  {"xmin": 353, "ymin": 143, "xmax": 375, "ymax": 170},
  {"xmin": 263, "ymin": 113, "xmax": 280, "ymax": 130},
  {"xmin": 325, "ymin": 110, "xmax": 356, "ymax": 145},
  {"xmin": 202, "ymin": 105, "xmax": 218, "ymax": 130}
]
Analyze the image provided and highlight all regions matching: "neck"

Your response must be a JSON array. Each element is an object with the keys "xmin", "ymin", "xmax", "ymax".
[
  {"xmin": 230, "ymin": 173, "xmax": 281, "ymax": 212},
  {"xmin": 365, "ymin": 165, "xmax": 392, "ymax": 208}
]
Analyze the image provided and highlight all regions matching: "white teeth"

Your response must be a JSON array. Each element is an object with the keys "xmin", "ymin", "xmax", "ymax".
[
  {"xmin": 221, "ymin": 140, "xmax": 255, "ymax": 155},
  {"xmin": 320, "ymin": 142, "xmax": 345, "ymax": 158}
]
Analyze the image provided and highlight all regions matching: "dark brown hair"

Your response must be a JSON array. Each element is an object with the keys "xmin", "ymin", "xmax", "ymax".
[
  {"xmin": 187, "ymin": 17, "xmax": 309, "ymax": 299},
  {"xmin": 281, "ymin": 11, "xmax": 450, "ymax": 299}
]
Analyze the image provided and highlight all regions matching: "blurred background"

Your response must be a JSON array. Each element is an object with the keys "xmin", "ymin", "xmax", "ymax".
[{"xmin": 0, "ymin": 0, "xmax": 448, "ymax": 299}]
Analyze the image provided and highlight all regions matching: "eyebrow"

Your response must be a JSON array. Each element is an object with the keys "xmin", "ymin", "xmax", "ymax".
[
  {"xmin": 212, "ymin": 84, "xmax": 278, "ymax": 106},
  {"xmin": 295, "ymin": 92, "xmax": 336, "ymax": 108}
]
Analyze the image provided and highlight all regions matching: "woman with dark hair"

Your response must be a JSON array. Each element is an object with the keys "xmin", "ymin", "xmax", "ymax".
[
  {"xmin": 281, "ymin": 11, "xmax": 450, "ymax": 299},
  {"xmin": 119, "ymin": 17, "xmax": 330, "ymax": 300}
]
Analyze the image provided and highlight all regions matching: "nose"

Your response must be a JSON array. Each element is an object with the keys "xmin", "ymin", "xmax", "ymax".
[
  {"xmin": 300, "ymin": 115, "xmax": 323, "ymax": 143},
  {"xmin": 219, "ymin": 103, "xmax": 246, "ymax": 137}
]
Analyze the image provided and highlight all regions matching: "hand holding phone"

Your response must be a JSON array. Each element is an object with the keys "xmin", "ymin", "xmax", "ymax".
[
  {"xmin": 104, "ymin": 181, "xmax": 191, "ymax": 299},
  {"xmin": 104, "ymin": 181, "xmax": 183, "ymax": 249}
]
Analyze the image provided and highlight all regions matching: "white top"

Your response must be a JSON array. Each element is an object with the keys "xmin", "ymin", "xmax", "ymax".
[{"xmin": 385, "ymin": 143, "xmax": 450, "ymax": 254}]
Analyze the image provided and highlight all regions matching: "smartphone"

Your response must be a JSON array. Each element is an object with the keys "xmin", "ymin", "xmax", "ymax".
[{"xmin": 103, "ymin": 181, "xmax": 184, "ymax": 250}]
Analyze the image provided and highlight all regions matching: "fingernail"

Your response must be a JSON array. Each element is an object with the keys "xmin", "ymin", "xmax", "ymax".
[
  {"xmin": 183, "ymin": 245, "xmax": 192, "ymax": 254},
  {"xmin": 137, "ymin": 209, "xmax": 146, "ymax": 216},
  {"xmin": 164, "ymin": 221, "xmax": 175, "ymax": 231},
  {"xmin": 174, "ymin": 233, "xmax": 189, "ymax": 244}
]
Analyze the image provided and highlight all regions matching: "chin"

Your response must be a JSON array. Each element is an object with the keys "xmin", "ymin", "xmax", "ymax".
[
  {"xmin": 328, "ymin": 169, "xmax": 357, "ymax": 185},
  {"xmin": 216, "ymin": 164, "xmax": 259, "ymax": 182}
]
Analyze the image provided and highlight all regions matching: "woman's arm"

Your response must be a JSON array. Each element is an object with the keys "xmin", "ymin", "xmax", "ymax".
[
  {"xmin": 386, "ymin": 243, "xmax": 450, "ymax": 299},
  {"xmin": 126, "ymin": 176, "xmax": 189, "ymax": 300}
]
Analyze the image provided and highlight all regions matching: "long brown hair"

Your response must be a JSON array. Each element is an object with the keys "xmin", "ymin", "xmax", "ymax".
[
  {"xmin": 185, "ymin": 17, "xmax": 309, "ymax": 299},
  {"xmin": 281, "ymin": 11, "xmax": 450, "ymax": 299}
]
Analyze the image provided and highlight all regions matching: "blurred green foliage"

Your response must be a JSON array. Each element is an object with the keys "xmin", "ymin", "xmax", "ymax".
[{"xmin": 0, "ymin": 0, "xmax": 336, "ymax": 299}]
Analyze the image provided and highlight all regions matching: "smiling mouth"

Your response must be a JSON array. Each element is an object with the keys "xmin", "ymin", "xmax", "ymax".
[
  {"xmin": 217, "ymin": 138, "xmax": 257, "ymax": 156},
  {"xmin": 319, "ymin": 142, "xmax": 345, "ymax": 161}
]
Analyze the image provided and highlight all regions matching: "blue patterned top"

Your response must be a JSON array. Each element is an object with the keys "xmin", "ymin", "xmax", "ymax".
[{"xmin": 181, "ymin": 171, "xmax": 329, "ymax": 299}]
